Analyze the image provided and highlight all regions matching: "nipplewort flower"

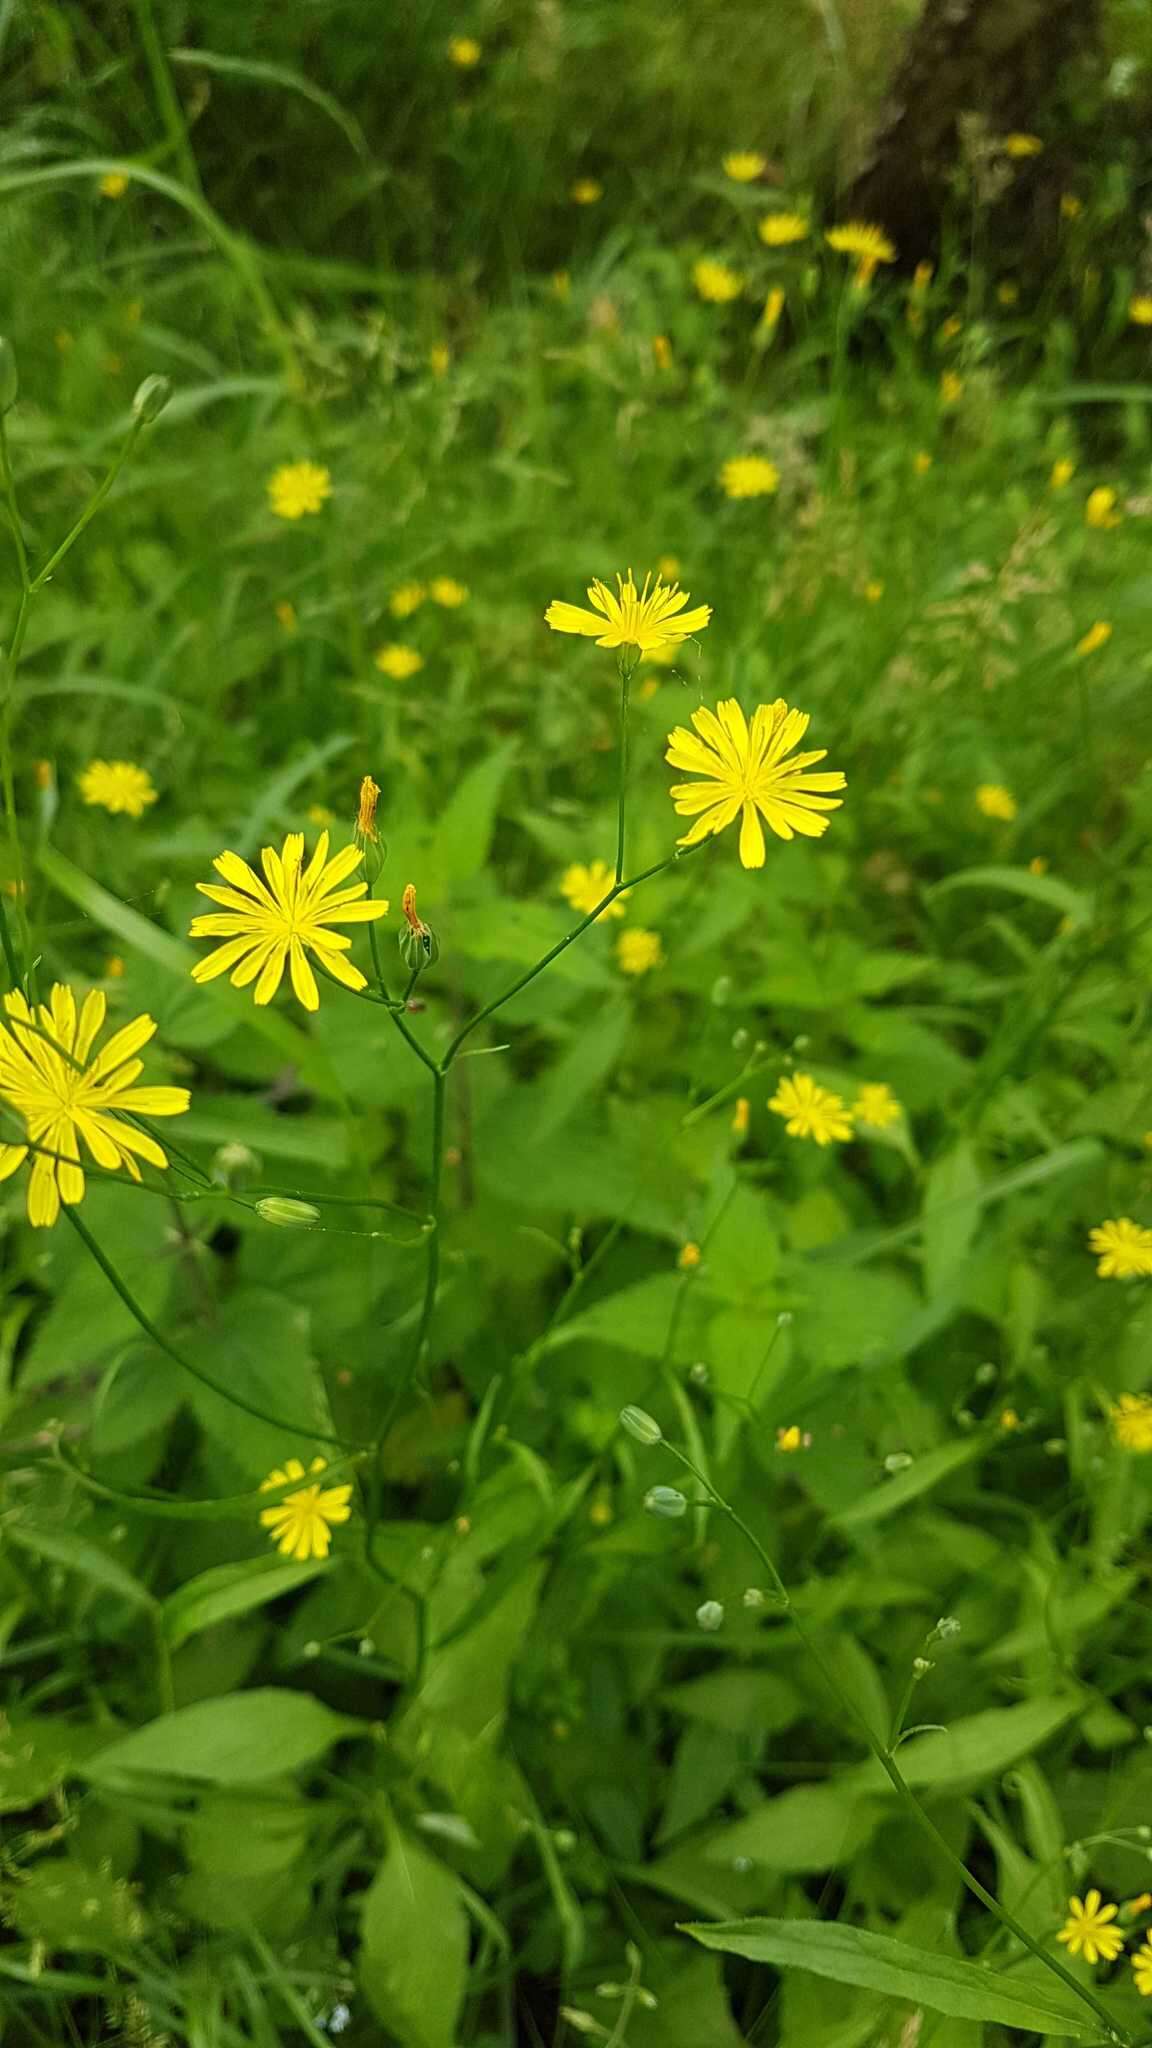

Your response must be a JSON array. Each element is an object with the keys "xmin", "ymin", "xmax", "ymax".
[
  {"xmin": 1056, "ymin": 1891, "xmax": 1123, "ymax": 1966},
  {"xmin": 547, "ymin": 569, "xmax": 711, "ymax": 658},
  {"xmin": 259, "ymin": 1457, "xmax": 353, "ymax": 1560},
  {"xmin": 666, "ymin": 698, "xmax": 845, "ymax": 867},
  {"xmin": 189, "ymin": 831, "xmax": 389, "ymax": 1012}
]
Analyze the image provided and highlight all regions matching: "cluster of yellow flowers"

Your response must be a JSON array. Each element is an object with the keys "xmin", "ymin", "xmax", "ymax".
[
  {"xmin": 768, "ymin": 1073, "xmax": 901, "ymax": 1146},
  {"xmin": 373, "ymin": 575, "xmax": 470, "ymax": 678},
  {"xmin": 1058, "ymin": 1890, "xmax": 1152, "ymax": 1992}
]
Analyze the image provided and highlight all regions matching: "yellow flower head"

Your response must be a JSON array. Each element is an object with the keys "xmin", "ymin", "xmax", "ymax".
[
  {"xmin": 825, "ymin": 220, "xmax": 896, "ymax": 285},
  {"xmin": 447, "ymin": 35, "xmax": 481, "ymax": 66},
  {"xmin": 259, "ymin": 1457, "xmax": 353, "ymax": 1560},
  {"xmin": 375, "ymin": 643, "xmax": 424, "ymax": 679},
  {"xmin": 667, "ymin": 698, "xmax": 845, "ymax": 868},
  {"xmin": 389, "ymin": 582, "xmax": 426, "ymax": 618},
  {"xmin": 1049, "ymin": 457, "xmax": 1076, "ymax": 490},
  {"xmin": 189, "ymin": 831, "xmax": 389, "ymax": 1013},
  {"xmin": 863, "ymin": 580, "xmax": 884, "ymax": 604},
  {"xmin": 0, "ymin": 985, "xmax": 189, "ymax": 1229},
  {"xmin": 998, "ymin": 280, "xmax": 1020, "ymax": 307},
  {"xmin": 999, "ymin": 1408, "xmax": 1020, "ymax": 1431},
  {"xmin": 1028, "ymin": 855, "xmax": 1048, "ymax": 875},
  {"xmin": 759, "ymin": 287, "xmax": 786, "ymax": 336},
  {"xmin": 652, "ymin": 334, "xmax": 673, "ymax": 371},
  {"xmin": 560, "ymin": 860, "xmax": 627, "ymax": 921},
  {"xmin": 1124, "ymin": 1894, "xmax": 1152, "ymax": 1918},
  {"xmin": 355, "ymin": 774, "xmax": 381, "ymax": 846},
  {"xmin": 1056, "ymin": 1891, "xmax": 1123, "ymax": 1965},
  {"xmin": 268, "ymin": 462, "xmax": 332, "ymax": 521},
  {"xmin": 99, "ymin": 172, "xmax": 129, "ymax": 199},
  {"xmin": 78, "ymin": 760, "xmax": 157, "ymax": 819},
  {"xmin": 429, "ymin": 342, "xmax": 451, "ymax": 377},
  {"xmin": 1111, "ymin": 1393, "xmax": 1152, "ymax": 1452},
  {"xmin": 693, "ymin": 258, "xmax": 744, "ymax": 303},
  {"xmin": 1061, "ymin": 193, "xmax": 1083, "ymax": 220},
  {"xmin": 720, "ymin": 455, "xmax": 780, "ymax": 499},
  {"xmin": 546, "ymin": 568, "xmax": 711, "ymax": 658},
  {"xmin": 617, "ymin": 928, "xmax": 664, "ymax": 975},
  {"xmin": 678, "ymin": 1241, "xmax": 701, "ymax": 1270},
  {"xmin": 1129, "ymin": 295, "xmax": 1152, "ymax": 326},
  {"xmin": 768, "ymin": 1072, "xmax": 854, "ymax": 1146},
  {"xmin": 723, "ymin": 152, "xmax": 766, "ymax": 183},
  {"xmin": 852, "ymin": 1082, "xmax": 901, "ymax": 1129},
  {"xmin": 1085, "ymin": 485, "xmax": 1122, "ymax": 530},
  {"xmin": 940, "ymin": 371, "xmax": 964, "ymax": 405},
  {"xmin": 571, "ymin": 178, "xmax": 603, "ymax": 206},
  {"xmin": 758, "ymin": 212, "xmax": 808, "ymax": 247},
  {"xmin": 1134, "ymin": 1939, "xmax": 1152, "ymax": 1997},
  {"xmin": 1002, "ymin": 132, "xmax": 1043, "ymax": 158},
  {"xmin": 776, "ymin": 1425, "xmax": 805, "ymax": 1453},
  {"xmin": 275, "ymin": 599, "xmax": 298, "ymax": 633},
  {"xmin": 1075, "ymin": 621, "xmax": 1112, "ymax": 658},
  {"xmin": 1089, "ymin": 1218, "xmax": 1152, "ymax": 1280},
  {"xmin": 913, "ymin": 450, "xmax": 933, "ymax": 475},
  {"xmin": 429, "ymin": 576, "xmax": 468, "ymax": 607},
  {"xmin": 976, "ymin": 783, "xmax": 1017, "ymax": 822},
  {"xmin": 731, "ymin": 1095, "xmax": 750, "ymax": 1136}
]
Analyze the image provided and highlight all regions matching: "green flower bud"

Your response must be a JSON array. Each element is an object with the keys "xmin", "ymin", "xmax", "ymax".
[
  {"xmin": 132, "ymin": 374, "xmax": 172, "ymax": 424},
  {"xmin": 255, "ymin": 1196, "xmax": 320, "ymax": 1229},
  {"xmin": 696, "ymin": 1599, "xmax": 724, "ymax": 1632},
  {"xmin": 0, "ymin": 337, "xmax": 18, "ymax": 413},
  {"xmin": 619, "ymin": 1405, "xmax": 662, "ymax": 1446},
  {"xmin": 398, "ymin": 882, "xmax": 439, "ymax": 975},
  {"xmin": 644, "ymin": 1485, "xmax": 687, "ymax": 1519}
]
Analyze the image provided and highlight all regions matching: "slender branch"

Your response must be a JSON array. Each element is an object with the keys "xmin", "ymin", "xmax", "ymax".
[
  {"xmin": 130, "ymin": 0, "xmax": 202, "ymax": 194},
  {"xmin": 28, "ymin": 419, "xmax": 146, "ymax": 602},
  {"xmin": 614, "ymin": 652, "xmax": 633, "ymax": 885}
]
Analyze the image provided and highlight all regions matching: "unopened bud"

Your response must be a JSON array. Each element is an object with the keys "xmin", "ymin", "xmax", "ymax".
[
  {"xmin": 644, "ymin": 1485, "xmax": 687, "ymax": 1519},
  {"xmin": 132, "ymin": 374, "xmax": 171, "ymax": 424},
  {"xmin": 743, "ymin": 1586, "xmax": 766, "ymax": 1608},
  {"xmin": 620, "ymin": 1405, "xmax": 662, "ymax": 1446},
  {"xmin": 696, "ymin": 1599, "xmax": 724, "ymax": 1633},
  {"xmin": 355, "ymin": 773, "xmax": 380, "ymax": 846},
  {"xmin": 0, "ymin": 337, "xmax": 18, "ymax": 413},
  {"xmin": 399, "ymin": 882, "xmax": 439, "ymax": 974},
  {"xmin": 255, "ymin": 1196, "xmax": 320, "ymax": 1229},
  {"xmin": 930, "ymin": 1615, "xmax": 961, "ymax": 1643},
  {"xmin": 884, "ymin": 1451, "xmax": 914, "ymax": 1474},
  {"xmin": 912, "ymin": 1656, "xmax": 933, "ymax": 1676}
]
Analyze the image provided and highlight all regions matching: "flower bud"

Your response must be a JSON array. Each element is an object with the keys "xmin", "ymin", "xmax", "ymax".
[
  {"xmin": 742, "ymin": 1586, "xmax": 766, "ymax": 1608},
  {"xmin": 399, "ymin": 882, "xmax": 439, "ymax": 975},
  {"xmin": 696, "ymin": 1599, "xmax": 724, "ymax": 1632},
  {"xmin": 0, "ymin": 337, "xmax": 18, "ymax": 413},
  {"xmin": 255, "ymin": 1196, "xmax": 320, "ymax": 1229},
  {"xmin": 644, "ymin": 1485, "xmax": 687, "ymax": 1519},
  {"xmin": 132, "ymin": 374, "xmax": 172, "ymax": 424},
  {"xmin": 619, "ymin": 1405, "xmax": 662, "ymax": 1446}
]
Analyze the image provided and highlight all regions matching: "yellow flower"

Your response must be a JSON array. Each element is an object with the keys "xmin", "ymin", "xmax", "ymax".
[
  {"xmin": 1060, "ymin": 193, "xmax": 1083, "ymax": 221},
  {"xmin": 758, "ymin": 287, "xmax": 786, "ymax": 336},
  {"xmin": 768, "ymin": 1072, "xmax": 854, "ymax": 1146},
  {"xmin": 1028, "ymin": 855, "xmax": 1048, "ymax": 875},
  {"xmin": 824, "ymin": 220, "xmax": 896, "ymax": 286},
  {"xmin": 723, "ymin": 152, "xmax": 766, "ymax": 182},
  {"xmin": 1089, "ymin": 1218, "xmax": 1152, "ymax": 1280},
  {"xmin": 863, "ymin": 580, "xmax": 884, "ymax": 603},
  {"xmin": 1129, "ymin": 295, "xmax": 1152, "ymax": 326},
  {"xmin": 1124, "ymin": 1894, "xmax": 1152, "ymax": 1918},
  {"xmin": 0, "ymin": 985, "xmax": 189, "ymax": 1229},
  {"xmin": 546, "ymin": 568, "xmax": 711, "ymax": 657},
  {"xmin": 652, "ymin": 334, "xmax": 673, "ymax": 371},
  {"xmin": 189, "ymin": 830, "xmax": 389, "ymax": 1013},
  {"xmin": 78, "ymin": 760, "xmax": 157, "ymax": 819},
  {"xmin": 1002, "ymin": 132, "xmax": 1043, "ymax": 158},
  {"xmin": 1085, "ymin": 486, "xmax": 1122, "ymax": 529},
  {"xmin": 374, "ymin": 644, "xmax": 424, "ymax": 680},
  {"xmin": 913, "ymin": 450, "xmax": 933, "ymax": 474},
  {"xmin": 693, "ymin": 258, "xmax": 744, "ymax": 303},
  {"xmin": 447, "ymin": 34, "xmax": 481, "ymax": 66},
  {"xmin": 560, "ymin": 860, "xmax": 627, "ymax": 921},
  {"xmin": 976, "ymin": 784, "xmax": 1017, "ymax": 822},
  {"xmin": 259, "ymin": 1457, "xmax": 353, "ymax": 1560},
  {"xmin": 275, "ymin": 599, "xmax": 298, "ymax": 633},
  {"xmin": 776, "ymin": 1425, "xmax": 807, "ymax": 1453},
  {"xmin": 1049, "ymin": 457, "xmax": 1076, "ymax": 489},
  {"xmin": 429, "ymin": 576, "xmax": 468, "ymax": 607},
  {"xmin": 678, "ymin": 1241, "xmax": 701, "ymax": 1270},
  {"xmin": 911, "ymin": 260, "xmax": 933, "ymax": 295},
  {"xmin": 1075, "ymin": 621, "xmax": 1112, "ymax": 658},
  {"xmin": 999, "ymin": 1408, "xmax": 1020, "ymax": 1431},
  {"xmin": 998, "ymin": 280, "xmax": 1020, "ymax": 306},
  {"xmin": 616, "ymin": 928, "xmax": 664, "ymax": 975},
  {"xmin": 429, "ymin": 342, "xmax": 451, "ymax": 377},
  {"xmin": 268, "ymin": 462, "xmax": 332, "ymax": 521},
  {"xmin": 720, "ymin": 455, "xmax": 779, "ymax": 499},
  {"xmin": 852, "ymin": 1082, "xmax": 901, "ymax": 1129},
  {"xmin": 938, "ymin": 315, "xmax": 963, "ymax": 343},
  {"xmin": 731, "ymin": 1096, "xmax": 750, "ymax": 1136},
  {"xmin": 758, "ymin": 212, "xmax": 808, "ymax": 246},
  {"xmin": 307, "ymin": 804, "xmax": 334, "ymax": 827},
  {"xmin": 666, "ymin": 697, "xmax": 845, "ymax": 868},
  {"xmin": 104, "ymin": 955, "xmax": 125, "ymax": 979},
  {"xmin": 1134, "ymin": 1939, "xmax": 1152, "ymax": 1996},
  {"xmin": 1111, "ymin": 1393, "xmax": 1152, "ymax": 1452},
  {"xmin": 571, "ymin": 178, "xmax": 603, "ymax": 205},
  {"xmin": 1056, "ymin": 1891, "xmax": 1123, "ymax": 1965},
  {"xmin": 389, "ymin": 581, "xmax": 426, "ymax": 618},
  {"xmin": 940, "ymin": 370, "xmax": 964, "ymax": 405},
  {"xmin": 99, "ymin": 172, "xmax": 128, "ymax": 199},
  {"xmin": 657, "ymin": 555, "xmax": 680, "ymax": 582}
]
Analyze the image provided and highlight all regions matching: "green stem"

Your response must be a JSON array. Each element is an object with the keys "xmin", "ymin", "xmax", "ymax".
[
  {"xmin": 130, "ymin": 0, "xmax": 202, "ymax": 193},
  {"xmin": 28, "ymin": 419, "xmax": 145, "ymax": 601},
  {"xmin": 614, "ymin": 654, "xmax": 633, "ymax": 884},
  {"xmin": 661, "ymin": 1442, "xmax": 1130, "ymax": 2047},
  {"xmin": 151, "ymin": 1611, "xmax": 175, "ymax": 1714}
]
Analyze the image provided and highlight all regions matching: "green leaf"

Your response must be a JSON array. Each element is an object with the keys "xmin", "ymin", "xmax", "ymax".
[
  {"xmin": 850, "ymin": 1696, "xmax": 1081, "ymax": 1794},
  {"xmin": 161, "ymin": 1556, "xmax": 327, "ymax": 1647},
  {"xmin": 84, "ymin": 1689, "xmax": 359, "ymax": 1788},
  {"xmin": 429, "ymin": 740, "xmax": 517, "ymax": 888},
  {"xmin": 7, "ymin": 1522, "xmax": 156, "ymax": 1611},
  {"xmin": 834, "ymin": 1438, "xmax": 985, "ymax": 1530},
  {"xmin": 170, "ymin": 47, "xmax": 369, "ymax": 157},
  {"xmin": 0, "ymin": 1719, "xmax": 109, "ymax": 1814},
  {"xmin": 360, "ymin": 1831, "xmax": 469, "ymax": 2048},
  {"xmin": 922, "ymin": 1141, "xmax": 983, "ymax": 1295},
  {"xmin": 927, "ymin": 864, "xmax": 1092, "ymax": 925},
  {"xmin": 680, "ymin": 1920, "xmax": 1091, "ymax": 2036},
  {"xmin": 701, "ymin": 1782, "xmax": 879, "ymax": 1874}
]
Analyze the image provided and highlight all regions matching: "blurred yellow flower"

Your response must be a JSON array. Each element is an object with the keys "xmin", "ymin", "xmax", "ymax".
[
  {"xmin": 913, "ymin": 450, "xmax": 933, "ymax": 474},
  {"xmin": 657, "ymin": 555, "xmax": 680, "ymax": 582},
  {"xmin": 1089, "ymin": 1219, "xmax": 1152, "ymax": 1280},
  {"xmin": 667, "ymin": 698, "xmax": 845, "ymax": 866},
  {"xmin": 999, "ymin": 1408, "xmax": 1020, "ymax": 1431},
  {"xmin": 104, "ymin": 955, "xmax": 125, "ymax": 979},
  {"xmin": 1002, "ymin": 132, "xmax": 1043, "ymax": 158},
  {"xmin": 1124, "ymin": 1894, "xmax": 1152, "ymax": 1917},
  {"xmin": 308, "ymin": 804, "xmax": 334, "ymax": 826},
  {"xmin": 1134, "ymin": 1938, "xmax": 1152, "ymax": 1995},
  {"xmin": 275, "ymin": 599, "xmax": 298, "ymax": 633},
  {"xmin": 0, "ymin": 985, "xmax": 189, "ymax": 1228},
  {"xmin": 652, "ymin": 334, "xmax": 673, "ymax": 371},
  {"xmin": 940, "ymin": 370, "xmax": 964, "ymax": 405},
  {"xmin": 976, "ymin": 784, "xmax": 1017, "ymax": 822},
  {"xmin": 825, "ymin": 220, "xmax": 896, "ymax": 286},
  {"xmin": 678, "ymin": 1241, "xmax": 701, "ymax": 1270},
  {"xmin": 571, "ymin": 178, "xmax": 603, "ymax": 205},
  {"xmin": 547, "ymin": 568, "xmax": 711, "ymax": 656},
  {"xmin": 1085, "ymin": 486, "xmax": 1122, "ymax": 529},
  {"xmin": 720, "ymin": 455, "xmax": 779, "ymax": 499},
  {"xmin": 260, "ymin": 1457, "xmax": 353, "ymax": 1560},
  {"xmin": 998, "ymin": 280, "xmax": 1020, "ymax": 306},
  {"xmin": 1056, "ymin": 1891, "xmax": 1123, "ymax": 1964},
  {"xmin": 723, "ymin": 152, "xmax": 766, "ymax": 182},
  {"xmin": 99, "ymin": 172, "xmax": 128, "ymax": 199},
  {"xmin": 1028, "ymin": 855, "xmax": 1048, "ymax": 875},
  {"xmin": 389, "ymin": 582, "xmax": 426, "ymax": 618},
  {"xmin": 268, "ymin": 462, "xmax": 331, "ymax": 520},
  {"xmin": 758, "ymin": 286, "xmax": 786, "ymax": 336},
  {"xmin": 1075, "ymin": 621, "xmax": 1112, "ymax": 658},
  {"xmin": 731, "ymin": 1096, "xmax": 750, "ymax": 1136},
  {"xmin": 374, "ymin": 644, "xmax": 424, "ymax": 679},
  {"xmin": 758, "ymin": 212, "xmax": 808, "ymax": 246},
  {"xmin": 1112, "ymin": 1393, "xmax": 1152, "ymax": 1451},
  {"xmin": 429, "ymin": 576, "xmax": 469, "ymax": 606},
  {"xmin": 863, "ymin": 580, "xmax": 884, "ymax": 603},
  {"xmin": 769, "ymin": 1073, "xmax": 853, "ymax": 1146},
  {"xmin": 1060, "ymin": 193, "xmax": 1083, "ymax": 220},
  {"xmin": 447, "ymin": 34, "xmax": 481, "ymax": 66},
  {"xmin": 1129, "ymin": 295, "xmax": 1152, "ymax": 326},
  {"xmin": 852, "ymin": 1082, "xmax": 901, "ymax": 1129},
  {"xmin": 429, "ymin": 342, "xmax": 451, "ymax": 377},
  {"xmin": 561, "ymin": 860, "xmax": 627, "ymax": 920},
  {"xmin": 617, "ymin": 928, "xmax": 664, "ymax": 975},
  {"xmin": 911, "ymin": 260, "xmax": 934, "ymax": 295},
  {"xmin": 1049, "ymin": 457, "xmax": 1076, "ymax": 490},
  {"xmin": 189, "ymin": 830, "xmax": 389, "ymax": 1012},
  {"xmin": 938, "ymin": 315, "xmax": 963, "ymax": 342},
  {"xmin": 776, "ymin": 1425, "xmax": 804, "ymax": 1452},
  {"xmin": 693, "ymin": 258, "xmax": 744, "ymax": 303},
  {"xmin": 79, "ymin": 760, "xmax": 156, "ymax": 819}
]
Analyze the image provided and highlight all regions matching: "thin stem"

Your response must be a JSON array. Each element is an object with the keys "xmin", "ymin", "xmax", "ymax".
[
  {"xmin": 28, "ymin": 419, "xmax": 145, "ymax": 600},
  {"xmin": 387, "ymin": 1000, "xmax": 440, "ymax": 1077},
  {"xmin": 130, "ymin": 0, "xmax": 203, "ymax": 193},
  {"xmin": 0, "ymin": 411, "xmax": 30, "ymax": 594},
  {"xmin": 0, "ymin": 414, "xmax": 31, "ymax": 976},
  {"xmin": 614, "ymin": 654, "xmax": 633, "ymax": 885}
]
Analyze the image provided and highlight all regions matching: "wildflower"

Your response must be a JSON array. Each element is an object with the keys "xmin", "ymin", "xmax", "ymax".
[
  {"xmin": 824, "ymin": 221, "xmax": 896, "ymax": 286},
  {"xmin": 1089, "ymin": 1218, "xmax": 1152, "ymax": 1280},
  {"xmin": 355, "ymin": 775, "xmax": 381, "ymax": 847},
  {"xmin": 1085, "ymin": 486, "xmax": 1122, "ymax": 529},
  {"xmin": 768, "ymin": 1073, "xmax": 854, "ymax": 1145},
  {"xmin": 571, "ymin": 178, "xmax": 603, "ymax": 206},
  {"xmin": 275, "ymin": 599, "xmax": 298, "ymax": 633},
  {"xmin": 998, "ymin": 281, "xmax": 1020, "ymax": 306},
  {"xmin": 0, "ymin": 985, "xmax": 189, "ymax": 1228},
  {"xmin": 560, "ymin": 860, "xmax": 626, "ymax": 921},
  {"xmin": 1134, "ymin": 1941, "xmax": 1152, "ymax": 1997},
  {"xmin": 1060, "ymin": 193, "xmax": 1083, "ymax": 221},
  {"xmin": 666, "ymin": 697, "xmax": 845, "ymax": 867},
  {"xmin": 852, "ymin": 1081, "xmax": 901, "ymax": 1129},
  {"xmin": 307, "ymin": 804, "xmax": 334, "ymax": 826},
  {"xmin": 546, "ymin": 568, "xmax": 711, "ymax": 657},
  {"xmin": 429, "ymin": 576, "xmax": 468, "ymax": 606},
  {"xmin": 104, "ymin": 956, "xmax": 125, "ymax": 979},
  {"xmin": 758, "ymin": 212, "xmax": 808, "ymax": 246},
  {"xmin": 1124, "ymin": 1895, "xmax": 1152, "ymax": 1919},
  {"xmin": 1056, "ymin": 1892, "xmax": 1124, "ymax": 1965},
  {"xmin": 259, "ymin": 1457, "xmax": 353, "ymax": 1561},
  {"xmin": 914, "ymin": 451, "xmax": 933, "ymax": 474},
  {"xmin": 78, "ymin": 760, "xmax": 156, "ymax": 819},
  {"xmin": 938, "ymin": 315, "xmax": 963, "ymax": 342},
  {"xmin": 374, "ymin": 644, "xmax": 424, "ymax": 680},
  {"xmin": 398, "ymin": 883, "xmax": 438, "ymax": 974},
  {"xmin": 34, "ymin": 761, "xmax": 52, "ymax": 791},
  {"xmin": 940, "ymin": 371, "xmax": 964, "ymax": 405},
  {"xmin": 911, "ymin": 261, "xmax": 933, "ymax": 295},
  {"xmin": 447, "ymin": 35, "xmax": 481, "ymax": 66},
  {"xmin": 693, "ymin": 258, "xmax": 744, "ymax": 303},
  {"xmin": 1129, "ymin": 295, "xmax": 1152, "ymax": 326},
  {"xmin": 1049, "ymin": 458, "xmax": 1076, "ymax": 490},
  {"xmin": 652, "ymin": 334, "xmax": 673, "ymax": 371},
  {"xmin": 429, "ymin": 342, "xmax": 450, "ymax": 377},
  {"xmin": 723, "ymin": 152, "xmax": 766, "ymax": 182},
  {"xmin": 617, "ymin": 928, "xmax": 664, "ymax": 975},
  {"xmin": 720, "ymin": 455, "xmax": 779, "ymax": 499},
  {"xmin": 189, "ymin": 830, "xmax": 389, "ymax": 1012},
  {"xmin": 1028, "ymin": 855, "xmax": 1048, "ymax": 876},
  {"xmin": 389, "ymin": 582, "xmax": 426, "ymax": 618},
  {"xmin": 268, "ymin": 462, "xmax": 331, "ymax": 521},
  {"xmin": 863, "ymin": 580, "xmax": 884, "ymax": 603},
  {"xmin": 678, "ymin": 1242, "xmax": 701, "ymax": 1270},
  {"xmin": 758, "ymin": 287, "xmax": 786, "ymax": 336},
  {"xmin": 1111, "ymin": 1393, "xmax": 1152, "ymax": 1451},
  {"xmin": 731, "ymin": 1096, "xmax": 750, "ymax": 1136},
  {"xmin": 1002, "ymin": 133, "xmax": 1043, "ymax": 158},
  {"xmin": 99, "ymin": 173, "xmax": 128, "ymax": 199},
  {"xmin": 999, "ymin": 1408, "xmax": 1020, "ymax": 1431},
  {"xmin": 776, "ymin": 1426, "xmax": 807, "ymax": 1452},
  {"xmin": 657, "ymin": 555, "xmax": 680, "ymax": 582},
  {"xmin": 1075, "ymin": 621, "xmax": 1112, "ymax": 658},
  {"xmin": 976, "ymin": 784, "xmax": 1017, "ymax": 822}
]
